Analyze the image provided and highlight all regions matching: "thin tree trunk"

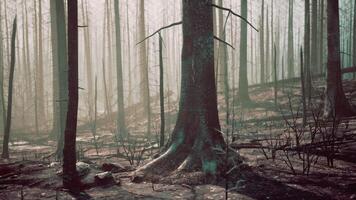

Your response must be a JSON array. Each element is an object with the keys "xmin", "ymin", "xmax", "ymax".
[
  {"xmin": 0, "ymin": 0, "xmax": 5, "ymax": 134},
  {"xmin": 238, "ymin": 0, "xmax": 250, "ymax": 104},
  {"xmin": 260, "ymin": 0, "xmax": 265, "ymax": 84},
  {"xmin": 353, "ymin": 0, "xmax": 356, "ymax": 79},
  {"xmin": 287, "ymin": 0, "xmax": 294, "ymax": 79},
  {"xmin": 311, "ymin": 0, "xmax": 318, "ymax": 73},
  {"xmin": 304, "ymin": 0, "xmax": 312, "ymax": 102},
  {"xmin": 159, "ymin": 33, "xmax": 165, "ymax": 148},
  {"xmin": 1, "ymin": 17, "xmax": 16, "ymax": 159},
  {"xmin": 63, "ymin": 0, "xmax": 80, "ymax": 190},
  {"xmin": 37, "ymin": 0, "xmax": 45, "ymax": 121}
]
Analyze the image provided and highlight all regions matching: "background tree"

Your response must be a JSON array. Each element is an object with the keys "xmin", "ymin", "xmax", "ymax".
[
  {"xmin": 287, "ymin": 0, "xmax": 294, "ymax": 79},
  {"xmin": 114, "ymin": 0, "xmax": 126, "ymax": 136},
  {"xmin": 1, "ymin": 17, "xmax": 17, "ymax": 159},
  {"xmin": 238, "ymin": 0, "xmax": 250, "ymax": 103}
]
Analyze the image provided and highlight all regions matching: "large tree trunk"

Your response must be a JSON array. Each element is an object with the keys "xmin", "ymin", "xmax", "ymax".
[
  {"xmin": 62, "ymin": 0, "xmax": 80, "ymax": 190},
  {"xmin": 1, "ymin": 18, "xmax": 16, "ymax": 159},
  {"xmin": 134, "ymin": 0, "xmax": 230, "ymax": 179},
  {"xmin": 114, "ymin": 0, "xmax": 127, "ymax": 136},
  {"xmin": 324, "ymin": 0, "xmax": 355, "ymax": 118},
  {"xmin": 238, "ymin": 0, "xmax": 250, "ymax": 103}
]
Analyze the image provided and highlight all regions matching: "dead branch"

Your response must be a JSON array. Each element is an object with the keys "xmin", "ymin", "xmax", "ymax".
[
  {"xmin": 211, "ymin": 4, "xmax": 259, "ymax": 32},
  {"xmin": 214, "ymin": 36, "xmax": 235, "ymax": 49},
  {"xmin": 136, "ymin": 21, "xmax": 182, "ymax": 45}
]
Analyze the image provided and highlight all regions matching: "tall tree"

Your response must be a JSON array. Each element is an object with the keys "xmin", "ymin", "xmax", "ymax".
[
  {"xmin": 304, "ymin": 0, "xmax": 312, "ymax": 101},
  {"xmin": 238, "ymin": 0, "xmax": 250, "ymax": 103},
  {"xmin": 0, "ymin": 0, "xmax": 5, "ymax": 134},
  {"xmin": 319, "ymin": 0, "xmax": 325, "ymax": 74},
  {"xmin": 311, "ymin": 0, "xmax": 319, "ymax": 73},
  {"xmin": 260, "ymin": 0, "xmax": 265, "ymax": 83},
  {"xmin": 1, "ymin": 17, "xmax": 17, "ymax": 159},
  {"xmin": 114, "ymin": 0, "xmax": 127, "ymax": 136},
  {"xmin": 134, "ymin": 0, "xmax": 229, "ymax": 178},
  {"xmin": 159, "ymin": 33, "xmax": 165, "ymax": 148},
  {"xmin": 37, "ymin": 0, "xmax": 45, "ymax": 121},
  {"xmin": 52, "ymin": 0, "xmax": 69, "ymax": 158},
  {"xmin": 81, "ymin": 0, "xmax": 94, "ymax": 122},
  {"xmin": 50, "ymin": 0, "xmax": 59, "ymax": 138},
  {"xmin": 138, "ymin": 0, "xmax": 151, "ymax": 135},
  {"xmin": 324, "ymin": 0, "xmax": 355, "ymax": 117},
  {"xmin": 287, "ymin": 0, "xmax": 294, "ymax": 79},
  {"xmin": 63, "ymin": 0, "xmax": 80, "ymax": 190},
  {"xmin": 353, "ymin": 0, "xmax": 356, "ymax": 78}
]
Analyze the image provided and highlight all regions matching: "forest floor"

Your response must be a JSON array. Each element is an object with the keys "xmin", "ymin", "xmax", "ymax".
[{"xmin": 1, "ymin": 78, "xmax": 356, "ymax": 200}]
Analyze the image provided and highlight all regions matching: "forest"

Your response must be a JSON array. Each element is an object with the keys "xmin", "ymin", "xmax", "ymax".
[{"xmin": 0, "ymin": 0, "xmax": 356, "ymax": 199}]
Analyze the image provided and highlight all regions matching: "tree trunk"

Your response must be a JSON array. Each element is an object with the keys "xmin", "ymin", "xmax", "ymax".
[
  {"xmin": 53, "ymin": 0, "xmax": 69, "ymax": 159},
  {"xmin": 134, "ymin": 0, "xmax": 233, "ymax": 180},
  {"xmin": 353, "ymin": 0, "xmax": 356, "ymax": 79},
  {"xmin": 260, "ymin": 0, "xmax": 265, "ymax": 84},
  {"xmin": 159, "ymin": 33, "xmax": 165, "ymax": 148},
  {"xmin": 287, "ymin": 0, "xmax": 294, "ymax": 79},
  {"xmin": 1, "ymin": 17, "xmax": 16, "ymax": 159},
  {"xmin": 63, "ymin": 0, "xmax": 80, "ymax": 190},
  {"xmin": 37, "ymin": 0, "xmax": 45, "ymax": 122},
  {"xmin": 319, "ymin": 0, "xmax": 325, "ymax": 74},
  {"xmin": 311, "ymin": 0, "xmax": 318, "ymax": 73},
  {"xmin": 138, "ymin": 0, "xmax": 151, "ymax": 136},
  {"xmin": 324, "ymin": 0, "xmax": 355, "ymax": 118},
  {"xmin": 50, "ymin": 0, "xmax": 59, "ymax": 139},
  {"xmin": 0, "ymin": 0, "xmax": 5, "ymax": 134},
  {"xmin": 238, "ymin": 0, "xmax": 250, "ymax": 103},
  {"xmin": 304, "ymin": 0, "xmax": 312, "ymax": 102},
  {"xmin": 114, "ymin": 0, "xmax": 127, "ymax": 137}
]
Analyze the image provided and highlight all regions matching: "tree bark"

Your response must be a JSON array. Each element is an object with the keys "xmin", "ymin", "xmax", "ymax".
[
  {"xmin": 238, "ymin": 0, "xmax": 250, "ymax": 103},
  {"xmin": 159, "ymin": 33, "xmax": 165, "ymax": 148},
  {"xmin": 53, "ymin": 0, "xmax": 69, "ymax": 159},
  {"xmin": 260, "ymin": 0, "xmax": 265, "ymax": 84},
  {"xmin": 1, "ymin": 17, "xmax": 16, "ymax": 159},
  {"xmin": 63, "ymin": 0, "xmax": 80, "ymax": 190},
  {"xmin": 287, "ymin": 0, "xmax": 294, "ymax": 79},
  {"xmin": 353, "ymin": 0, "xmax": 356, "ymax": 79},
  {"xmin": 114, "ymin": 0, "xmax": 127, "ymax": 136},
  {"xmin": 0, "ymin": 0, "xmax": 5, "ymax": 134},
  {"xmin": 138, "ymin": 0, "xmax": 151, "ymax": 136},
  {"xmin": 134, "ymin": 0, "xmax": 232, "ymax": 180},
  {"xmin": 324, "ymin": 0, "xmax": 355, "ymax": 118}
]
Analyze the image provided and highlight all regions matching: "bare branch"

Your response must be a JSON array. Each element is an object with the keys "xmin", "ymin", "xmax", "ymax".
[
  {"xmin": 211, "ymin": 4, "xmax": 259, "ymax": 32},
  {"xmin": 214, "ymin": 36, "xmax": 235, "ymax": 50},
  {"xmin": 137, "ymin": 21, "xmax": 182, "ymax": 45}
]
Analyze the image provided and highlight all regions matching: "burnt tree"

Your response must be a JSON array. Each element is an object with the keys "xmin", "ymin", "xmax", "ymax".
[
  {"xmin": 324, "ymin": 0, "xmax": 355, "ymax": 117},
  {"xmin": 62, "ymin": 0, "xmax": 80, "ymax": 190},
  {"xmin": 134, "ymin": 0, "xmax": 233, "ymax": 179}
]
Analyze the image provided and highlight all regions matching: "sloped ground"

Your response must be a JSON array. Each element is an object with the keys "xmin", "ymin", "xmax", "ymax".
[{"xmin": 0, "ymin": 78, "xmax": 356, "ymax": 199}]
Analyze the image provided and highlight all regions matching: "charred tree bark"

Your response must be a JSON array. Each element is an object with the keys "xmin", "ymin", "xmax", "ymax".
[
  {"xmin": 134, "ymin": 0, "xmax": 230, "ymax": 179},
  {"xmin": 62, "ymin": 0, "xmax": 80, "ymax": 190},
  {"xmin": 1, "ymin": 18, "xmax": 16, "ymax": 159},
  {"xmin": 324, "ymin": 0, "xmax": 355, "ymax": 118}
]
